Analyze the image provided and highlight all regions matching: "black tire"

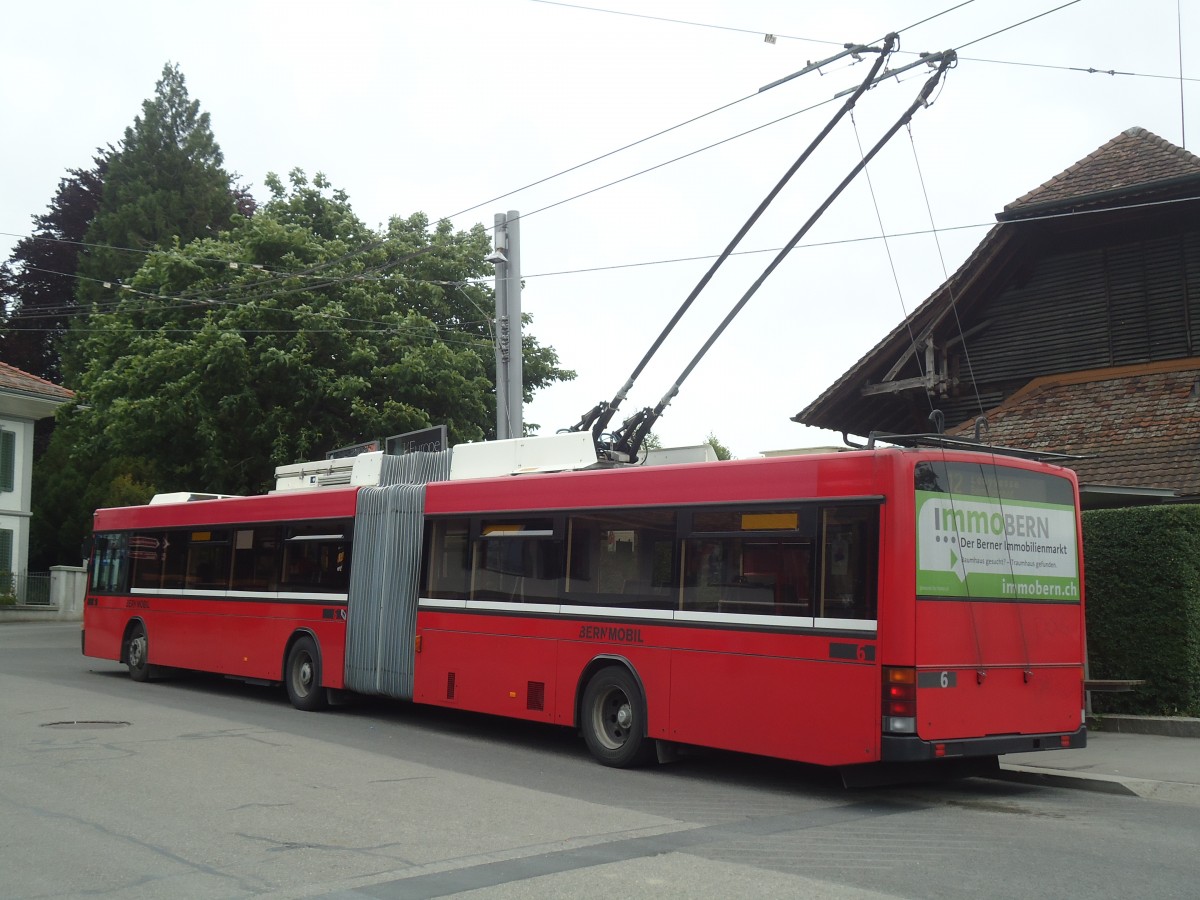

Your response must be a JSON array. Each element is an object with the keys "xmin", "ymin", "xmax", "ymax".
[
  {"xmin": 126, "ymin": 622, "xmax": 151, "ymax": 682},
  {"xmin": 285, "ymin": 635, "xmax": 327, "ymax": 711},
  {"xmin": 580, "ymin": 666, "xmax": 654, "ymax": 767}
]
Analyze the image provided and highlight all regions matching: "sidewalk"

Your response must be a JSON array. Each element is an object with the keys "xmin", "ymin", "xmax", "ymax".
[{"xmin": 997, "ymin": 717, "xmax": 1200, "ymax": 804}]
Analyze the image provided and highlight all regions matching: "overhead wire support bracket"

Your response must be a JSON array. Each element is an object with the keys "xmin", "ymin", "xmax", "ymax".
[
  {"xmin": 610, "ymin": 49, "xmax": 958, "ymax": 463},
  {"xmin": 833, "ymin": 50, "xmax": 953, "ymax": 99},
  {"xmin": 570, "ymin": 34, "xmax": 899, "ymax": 459},
  {"xmin": 758, "ymin": 42, "xmax": 877, "ymax": 94},
  {"xmin": 864, "ymin": 430, "xmax": 1084, "ymax": 463}
]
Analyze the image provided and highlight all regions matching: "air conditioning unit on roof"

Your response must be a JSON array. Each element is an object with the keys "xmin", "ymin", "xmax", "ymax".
[{"xmin": 273, "ymin": 451, "xmax": 386, "ymax": 491}]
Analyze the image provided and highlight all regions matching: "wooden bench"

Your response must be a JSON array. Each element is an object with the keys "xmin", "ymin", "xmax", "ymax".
[
  {"xmin": 1084, "ymin": 679, "xmax": 1145, "ymax": 692},
  {"xmin": 1083, "ymin": 679, "xmax": 1145, "ymax": 715}
]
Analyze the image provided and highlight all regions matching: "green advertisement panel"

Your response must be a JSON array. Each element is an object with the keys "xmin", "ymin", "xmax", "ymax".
[{"xmin": 915, "ymin": 490, "xmax": 1080, "ymax": 601}]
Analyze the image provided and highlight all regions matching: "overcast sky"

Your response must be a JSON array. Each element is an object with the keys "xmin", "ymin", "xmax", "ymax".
[{"xmin": 2, "ymin": 0, "xmax": 1194, "ymax": 458}]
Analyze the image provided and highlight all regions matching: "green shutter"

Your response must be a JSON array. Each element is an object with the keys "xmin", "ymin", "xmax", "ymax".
[
  {"xmin": 0, "ymin": 529, "xmax": 12, "ymax": 575},
  {"xmin": 0, "ymin": 430, "xmax": 14, "ymax": 493}
]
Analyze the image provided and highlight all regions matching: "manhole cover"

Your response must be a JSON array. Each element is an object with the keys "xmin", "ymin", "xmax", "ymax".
[{"xmin": 41, "ymin": 720, "xmax": 131, "ymax": 730}]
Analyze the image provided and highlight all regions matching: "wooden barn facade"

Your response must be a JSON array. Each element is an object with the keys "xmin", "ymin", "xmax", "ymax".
[{"xmin": 794, "ymin": 127, "xmax": 1200, "ymax": 505}]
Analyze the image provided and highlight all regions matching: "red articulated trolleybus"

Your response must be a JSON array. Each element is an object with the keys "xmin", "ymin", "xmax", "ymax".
[{"xmin": 83, "ymin": 433, "xmax": 1087, "ymax": 776}]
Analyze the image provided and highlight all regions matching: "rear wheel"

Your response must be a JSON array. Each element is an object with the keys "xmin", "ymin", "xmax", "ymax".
[
  {"xmin": 581, "ymin": 666, "xmax": 654, "ymax": 767},
  {"xmin": 126, "ymin": 623, "xmax": 150, "ymax": 682},
  {"xmin": 285, "ymin": 636, "xmax": 327, "ymax": 711}
]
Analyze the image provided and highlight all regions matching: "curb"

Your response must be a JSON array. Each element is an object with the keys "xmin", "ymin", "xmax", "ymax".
[
  {"xmin": 1089, "ymin": 715, "xmax": 1200, "ymax": 739},
  {"xmin": 996, "ymin": 763, "xmax": 1200, "ymax": 804},
  {"xmin": 0, "ymin": 606, "xmax": 68, "ymax": 623},
  {"xmin": 994, "ymin": 763, "xmax": 1140, "ymax": 796}
]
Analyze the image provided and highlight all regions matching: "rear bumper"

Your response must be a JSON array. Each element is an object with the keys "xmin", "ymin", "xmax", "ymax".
[{"xmin": 881, "ymin": 725, "xmax": 1087, "ymax": 762}]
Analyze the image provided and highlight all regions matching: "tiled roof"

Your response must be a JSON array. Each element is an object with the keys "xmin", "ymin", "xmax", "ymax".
[
  {"xmin": 0, "ymin": 361, "xmax": 73, "ymax": 402},
  {"xmin": 1004, "ymin": 127, "xmax": 1200, "ymax": 214},
  {"xmin": 796, "ymin": 128, "xmax": 1200, "ymax": 437},
  {"xmin": 950, "ymin": 360, "xmax": 1200, "ymax": 497}
]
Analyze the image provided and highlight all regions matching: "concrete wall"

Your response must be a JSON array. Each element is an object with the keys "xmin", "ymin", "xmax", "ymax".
[
  {"xmin": 0, "ymin": 566, "xmax": 87, "ymax": 623},
  {"xmin": 52, "ymin": 566, "xmax": 87, "ymax": 621}
]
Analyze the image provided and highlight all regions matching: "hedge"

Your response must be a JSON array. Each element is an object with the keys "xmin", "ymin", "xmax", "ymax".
[{"xmin": 1082, "ymin": 505, "xmax": 1200, "ymax": 717}]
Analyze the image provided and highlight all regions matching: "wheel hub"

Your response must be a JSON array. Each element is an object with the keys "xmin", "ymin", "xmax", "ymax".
[
  {"xmin": 297, "ymin": 660, "xmax": 312, "ymax": 690},
  {"xmin": 129, "ymin": 636, "xmax": 145, "ymax": 667},
  {"xmin": 615, "ymin": 702, "xmax": 633, "ymax": 730}
]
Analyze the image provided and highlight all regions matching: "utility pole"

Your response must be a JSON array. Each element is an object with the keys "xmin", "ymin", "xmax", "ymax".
[
  {"xmin": 506, "ymin": 210, "xmax": 522, "ymax": 439},
  {"xmin": 490, "ymin": 211, "xmax": 522, "ymax": 440},
  {"xmin": 490, "ymin": 214, "xmax": 510, "ymax": 440}
]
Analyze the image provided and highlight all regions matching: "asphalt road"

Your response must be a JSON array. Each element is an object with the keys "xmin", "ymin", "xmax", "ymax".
[{"xmin": 3, "ymin": 621, "xmax": 1197, "ymax": 899}]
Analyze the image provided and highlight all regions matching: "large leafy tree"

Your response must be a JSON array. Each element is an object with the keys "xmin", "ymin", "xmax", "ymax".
[
  {"xmin": 4, "ymin": 65, "xmax": 253, "ymax": 384},
  {"xmin": 35, "ymin": 171, "xmax": 573, "ymax": 564},
  {"xmin": 0, "ymin": 153, "xmax": 109, "ymax": 382},
  {"xmin": 23, "ymin": 63, "xmax": 257, "ymax": 567},
  {"xmin": 71, "ymin": 63, "xmax": 238, "ymax": 333}
]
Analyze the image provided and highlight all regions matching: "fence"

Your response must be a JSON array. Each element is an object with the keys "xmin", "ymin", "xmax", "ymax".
[{"xmin": 0, "ymin": 572, "xmax": 52, "ymax": 606}]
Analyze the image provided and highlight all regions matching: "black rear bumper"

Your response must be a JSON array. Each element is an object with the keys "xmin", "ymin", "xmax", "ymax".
[{"xmin": 881, "ymin": 725, "xmax": 1087, "ymax": 762}]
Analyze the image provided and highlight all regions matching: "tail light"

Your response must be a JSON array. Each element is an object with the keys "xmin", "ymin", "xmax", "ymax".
[{"xmin": 883, "ymin": 667, "xmax": 916, "ymax": 734}]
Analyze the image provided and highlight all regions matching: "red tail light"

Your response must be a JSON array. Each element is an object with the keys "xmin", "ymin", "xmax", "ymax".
[{"xmin": 882, "ymin": 667, "xmax": 917, "ymax": 734}]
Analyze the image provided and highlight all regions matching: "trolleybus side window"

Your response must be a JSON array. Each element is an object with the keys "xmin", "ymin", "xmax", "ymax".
[
  {"xmin": 127, "ymin": 521, "xmax": 348, "ymax": 594},
  {"xmin": 230, "ymin": 527, "xmax": 281, "ymax": 592},
  {"xmin": 187, "ymin": 530, "xmax": 232, "ymax": 590},
  {"xmin": 682, "ymin": 508, "xmax": 815, "ymax": 616},
  {"xmin": 471, "ymin": 517, "xmax": 563, "ymax": 603},
  {"xmin": 91, "ymin": 532, "xmax": 129, "ymax": 593},
  {"xmin": 281, "ymin": 521, "xmax": 352, "ymax": 592},
  {"xmin": 425, "ymin": 519, "xmax": 470, "ymax": 600},
  {"xmin": 446, "ymin": 513, "xmax": 561, "ymax": 607},
  {"xmin": 130, "ymin": 530, "xmax": 188, "ymax": 591},
  {"xmin": 425, "ymin": 504, "xmax": 879, "ymax": 621},
  {"xmin": 564, "ymin": 509, "xmax": 676, "ymax": 610},
  {"xmin": 818, "ymin": 507, "xmax": 878, "ymax": 620}
]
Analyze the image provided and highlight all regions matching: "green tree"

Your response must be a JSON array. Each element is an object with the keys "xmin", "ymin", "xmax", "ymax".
[
  {"xmin": 29, "ymin": 444, "xmax": 155, "ymax": 569},
  {"xmin": 38, "ymin": 171, "xmax": 573, "ymax": 562},
  {"xmin": 706, "ymin": 433, "xmax": 734, "ymax": 460},
  {"xmin": 27, "ymin": 63, "xmax": 250, "ymax": 566},
  {"xmin": 4, "ymin": 65, "xmax": 255, "ymax": 384},
  {"xmin": 71, "ymin": 63, "xmax": 239, "ymax": 334},
  {"xmin": 0, "ymin": 152, "xmax": 109, "ymax": 383}
]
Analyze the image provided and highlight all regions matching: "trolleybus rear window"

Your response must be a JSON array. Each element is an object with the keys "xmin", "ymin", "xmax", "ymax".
[{"xmin": 914, "ymin": 460, "xmax": 1080, "ymax": 602}]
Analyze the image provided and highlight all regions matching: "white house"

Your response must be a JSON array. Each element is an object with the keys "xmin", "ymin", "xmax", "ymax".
[{"xmin": 0, "ymin": 362, "xmax": 72, "ymax": 579}]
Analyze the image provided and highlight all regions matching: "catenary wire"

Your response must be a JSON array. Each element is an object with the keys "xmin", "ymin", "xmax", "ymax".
[
  {"xmin": 18, "ymin": 266, "xmax": 497, "ymax": 342},
  {"xmin": 527, "ymin": 0, "xmax": 843, "ymax": 45},
  {"xmin": 955, "ymin": 0, "xmax": 1084, "ymax": 51},
  {"xmin": 2, "ymin": 1, "xmax": 1178, "ymax": 321},
  {"xmin": 12, "ymin": 194, "xmax": 1199, "ymax": 323},
  {"xmin": 4, "ymin": 6, "xmax": 1187, "ymax": 302}
]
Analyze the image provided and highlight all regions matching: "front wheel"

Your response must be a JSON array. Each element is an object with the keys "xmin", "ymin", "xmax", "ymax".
[
  {"xmin": 285, "ymin": 635, "xmax": 327, "ymax": 711},
  {"xmin": 580, "ymin": 666, "xmax": 654, "ymax": 767},
  {"xmin": 126, "ymin": 623, "xmax": 151, "ymax": 682}
]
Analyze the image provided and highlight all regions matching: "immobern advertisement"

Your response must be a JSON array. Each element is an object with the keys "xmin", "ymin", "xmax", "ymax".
[{"xmin": 915, "ymin": 491, "xmax": 1080, "ymax": 601}]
